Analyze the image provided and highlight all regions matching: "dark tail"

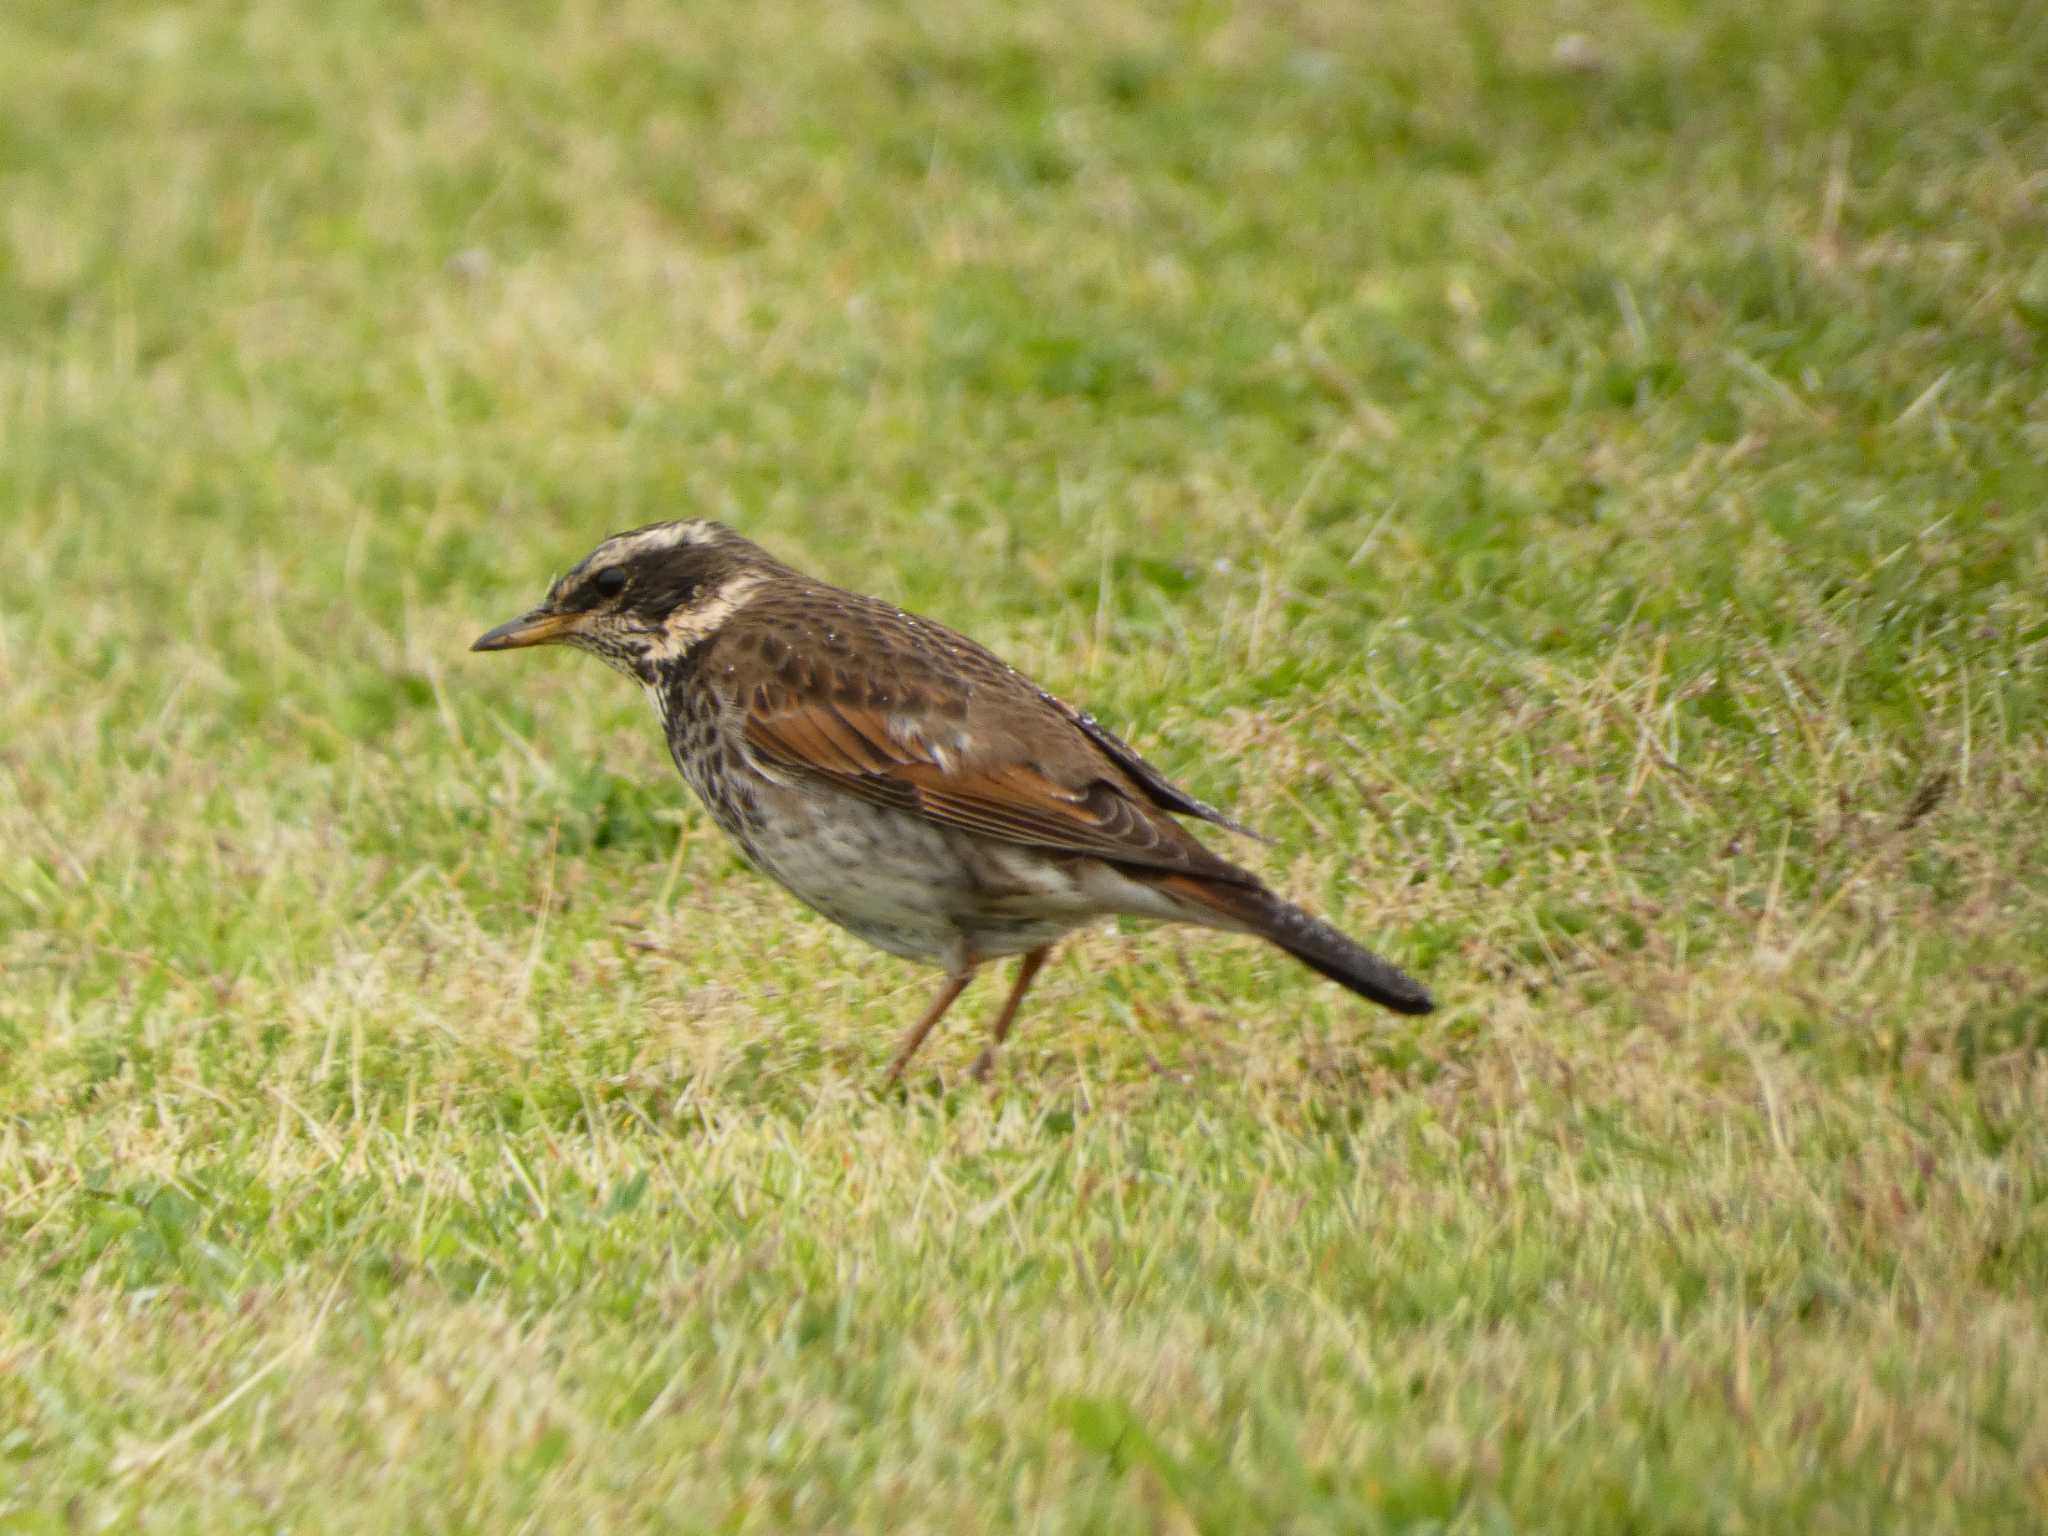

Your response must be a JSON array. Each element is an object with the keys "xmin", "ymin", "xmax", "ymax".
[{"xmin": 1156, "ymin": 876, "xmax": 1435, "ymax": 1015}]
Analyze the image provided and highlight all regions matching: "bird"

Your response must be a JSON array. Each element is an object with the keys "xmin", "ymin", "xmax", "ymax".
[{"xmin": 472, "ymin": 520, "xmax": 1432, "ymax": 1082}]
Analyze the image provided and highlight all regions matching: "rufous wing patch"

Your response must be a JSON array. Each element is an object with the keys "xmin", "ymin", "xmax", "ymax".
[{"xmin": 741, "ymin": 700, "xmax": 1241, "ymax": 878}]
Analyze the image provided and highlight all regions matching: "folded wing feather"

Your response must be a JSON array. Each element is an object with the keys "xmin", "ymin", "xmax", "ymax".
[{"xmin": 743, "ymin": 699, "xmax": 1250, "ymax": 882}]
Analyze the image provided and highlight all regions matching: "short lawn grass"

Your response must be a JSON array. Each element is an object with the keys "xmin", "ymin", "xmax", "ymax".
[{"xmin": 3, "ymin": 0, "xmax": 2045, "ymax": 1529}]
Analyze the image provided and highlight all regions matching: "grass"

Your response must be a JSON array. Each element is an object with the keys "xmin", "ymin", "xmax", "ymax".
[{"xmin": 2, "ymin": 0, "xmax": 2045, "ymax": 1527}]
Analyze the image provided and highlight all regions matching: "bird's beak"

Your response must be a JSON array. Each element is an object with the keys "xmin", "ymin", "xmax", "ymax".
[{"xmin": 470, "ymin": 607, "xmax": 580, "ymax": 652}]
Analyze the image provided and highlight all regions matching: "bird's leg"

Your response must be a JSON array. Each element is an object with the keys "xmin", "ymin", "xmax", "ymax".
[
  {"xmin": 884, "ymin": 970, "xmax": 976, "ymax": 1085},
  {"xmin": 970, "ymin": 946, "xmax": 1053, "ymax": 1082}
]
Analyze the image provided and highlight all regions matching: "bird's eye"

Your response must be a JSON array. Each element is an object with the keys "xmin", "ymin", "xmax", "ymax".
[{"xmin": 592, "ymin": 567, "xmax": 628, "ymax": 600}]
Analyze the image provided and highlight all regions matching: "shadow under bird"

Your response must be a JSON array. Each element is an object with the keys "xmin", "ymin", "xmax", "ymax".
[{"xmin": 473, "ymin": 521, "xmax": 1433, "ymax": 1081}]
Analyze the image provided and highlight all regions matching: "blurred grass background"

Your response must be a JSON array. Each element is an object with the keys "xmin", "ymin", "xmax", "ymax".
[{"xmin": 2, "ymin": 0, "xmax": 2045, "ymax": 1529}]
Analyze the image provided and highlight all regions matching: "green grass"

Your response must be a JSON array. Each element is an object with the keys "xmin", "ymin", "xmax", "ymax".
[{"xmin": 3, "ymin": 0, "xmax": 2046, "ymax": 1528}]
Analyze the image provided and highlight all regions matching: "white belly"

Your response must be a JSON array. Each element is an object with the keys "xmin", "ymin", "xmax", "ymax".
[{"xmin": 741, "ymin": 792, "xmax": 1084, "ymax": 967}]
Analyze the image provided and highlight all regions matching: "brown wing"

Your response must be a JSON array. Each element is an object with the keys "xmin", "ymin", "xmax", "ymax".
[
  {"xmin": 1043, "ymin": 702, "xmax": 1266, "ymax": 841},
  {"xmin": 741, "ymin": 695, "xmax": 1249, "ymax": 882},
  {"xmin": 715, "ymin": 579, "xmax": 1259, "ymax": 880}
]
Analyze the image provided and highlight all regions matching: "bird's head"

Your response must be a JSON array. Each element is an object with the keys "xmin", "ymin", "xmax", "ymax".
[{"xmin": 471, "ymin": 520, "xmax": 775, "ymax": 680}]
